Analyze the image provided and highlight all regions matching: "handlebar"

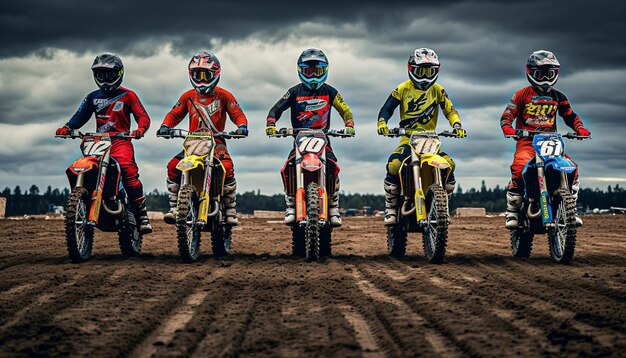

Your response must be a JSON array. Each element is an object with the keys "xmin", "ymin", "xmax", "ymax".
[
  {"xmin": 269, "ymin": 128, "xmax": 354, "ymax": 138},
  {"xmin": 157, "ymin": 128, "xmax": 247, "ymax": 139},
  {"xmin": 504, "ymin": 130, "xmax": 592, "ymax": 140},
  {"xmin": 382, "ymin": 128, "xmax": 461, "ymax": 138},
  {"xmin": 55, "ymin": 131, "xmax": 135, "ymax": 139}
]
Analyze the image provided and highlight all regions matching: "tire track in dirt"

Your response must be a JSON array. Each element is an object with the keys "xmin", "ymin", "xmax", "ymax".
[
  {"xmin": 407, "ymin": 258, "xmax": 625, "ymax": 354},
  {"xmin": 357, "ymin": 260, "xmax": 550, "ymax": 357},
  {"xmin": 338, "ymin": 304, "xmax": 385, "ymax": 358},
  {"xmin": 350, "ymin": 264, "xmax": 464, "ymax": 358},
  {"xmin": 131, "ymin": 267, "xmax": 227, "ymax": 358}
]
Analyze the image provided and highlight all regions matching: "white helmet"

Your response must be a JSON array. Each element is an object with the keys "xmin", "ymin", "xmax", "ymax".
[{"xmin": 408, "ymin": 48, "xmax": 440, "ymax": 90}]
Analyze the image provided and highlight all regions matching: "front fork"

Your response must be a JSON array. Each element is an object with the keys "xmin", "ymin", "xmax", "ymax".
[
  {"xmin": 87, "ymin": 151, "xmax": 110, "ymax": 224},
  {"xmin": 295, "ymin": 151, "xmax": 327, "ymax": 224},
  {"xmin": 529, "ymin": 156, "xmax": 570, "ymax": 225}
]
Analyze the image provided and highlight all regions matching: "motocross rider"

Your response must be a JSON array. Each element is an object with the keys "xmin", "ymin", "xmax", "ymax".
[
  {"xmin": 501, "ymin": 50, "xmax": 590, "ymax": 229},
  {"xmin": 265, "ymin": 48, "xmax": 355, "ymax": 227},
  {"xmin": 377, "ymin": 48, "xmax": 466, "ymax": 226},
  {"xmin": 55, "ymin": 53, "xmax": 153, "ymax": 234},
  {"xmin": 158, "ymin": 51, "xmax": 248, "ymax": 226}
]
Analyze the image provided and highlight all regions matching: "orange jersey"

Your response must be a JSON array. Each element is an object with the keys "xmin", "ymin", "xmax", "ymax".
[{"xmin": 163, "ymin": 87, "xmax": 247, "ymax": 132}]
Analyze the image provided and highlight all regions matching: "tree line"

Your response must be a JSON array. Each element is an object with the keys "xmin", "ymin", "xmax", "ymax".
[{"xmin": 2, "ymin": 182, "xmax": 625, "ymax": 216}]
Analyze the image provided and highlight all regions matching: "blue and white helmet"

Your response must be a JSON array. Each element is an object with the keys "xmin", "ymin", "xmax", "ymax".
[
  {"xmin": 297, "ymin": 48, "xmax": 328, "ymax": 90},
  {"xmin": 408, "ymin": 48, "xmax": 440, "ymax": 91}
]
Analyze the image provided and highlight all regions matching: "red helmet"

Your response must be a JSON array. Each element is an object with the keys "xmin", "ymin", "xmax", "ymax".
[
  {"xmin": 189, "ymin": 51, "xmax": 221, "ymax": 94},
  {"xmin": 526, "ymin": 50, "xmax": 560, "ymax": 93}
]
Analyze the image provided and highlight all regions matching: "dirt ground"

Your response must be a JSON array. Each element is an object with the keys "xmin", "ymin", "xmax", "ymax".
[{"xmin": 0, "ymin": 215, "xmax": 624, "ymax": 357}]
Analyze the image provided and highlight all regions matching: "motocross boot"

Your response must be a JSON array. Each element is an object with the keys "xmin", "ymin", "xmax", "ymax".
[
  {"xmin": 284, "ymin": 194, "xmax": 296, "ymax": 225},
  {"xmin": 131, "ymin": 198, "xmax": 153, "ymax": 235},
  {"xmin": 329, "ymin": 179, "xmax": 342, "ymax": 227},
  {"xmin": 571, "ymin": 178, "xmax": 583, "ymax": 227},
  {"xmin": 384, "ymin": 180, "xmax": 400, "ymax": 226},
  {"xmin": 223, "ymin": 178, "xmax": 238, "ymax": 226},
  {"xmin": 163, "ymin": 179, "xmax": 179, "ymax": 225},
  {"xmin": 505, "ymin": 191, "xmax": 523, "ymax": 230}
]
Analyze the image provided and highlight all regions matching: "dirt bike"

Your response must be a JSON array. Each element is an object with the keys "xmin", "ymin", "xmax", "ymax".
[
  {"xmin": 270, "ymin": 128, "xmax": 353, "ymax": 261},
  {"xmin": 505, "ymin": 130, "xmax": 590, "ymax": 264},
  {"xmin": 383, "ymin": 128, "xmax": 461, "ymax": 263},
  {"xmin": 56, "ymin": 131, "xmax": 143, "ymax": 263},
  {"xmin": 157, "ymin": 128, "xmax": 245, "ymax": 262}
]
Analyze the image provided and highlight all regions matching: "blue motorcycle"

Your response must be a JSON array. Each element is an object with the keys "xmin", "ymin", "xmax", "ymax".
[{"xmin": 505, "ymin": 130, "xmax": 590, "ymax": 264}]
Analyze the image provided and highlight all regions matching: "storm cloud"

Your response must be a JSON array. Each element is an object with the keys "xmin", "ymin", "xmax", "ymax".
[{"xmin": 1, "ymin": 0, "xmax": 624, "ymax": 195}]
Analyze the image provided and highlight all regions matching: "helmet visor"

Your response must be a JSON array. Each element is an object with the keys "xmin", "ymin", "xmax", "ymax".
[
  {"xmin": 298, "ymin": 62, "xmax": 328, "ymax": 78},
  {"xmin": 191, "ymin": 69, "xmax": 218, "ymax": 83},
  {"xmin": 93, "ymin": 69, "xmax": 120, "ymax": 83},
  {"xmin": 530, "ymin": 67, "xmax": 559, "ymax": 81},
  {"xmin": 409, "ymin": 65, "xmax": 439, "ymax": 79}
]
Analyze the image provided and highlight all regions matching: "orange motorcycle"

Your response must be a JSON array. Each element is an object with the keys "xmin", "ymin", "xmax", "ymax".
[{"xmin": 57, "ymin": 131, "xmax": 143, "ymax": 262}]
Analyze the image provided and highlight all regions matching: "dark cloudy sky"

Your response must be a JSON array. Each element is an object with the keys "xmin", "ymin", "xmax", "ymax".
[{"xmin": 1, "ymin": 0, "xmax": 624, "ymax": 195}]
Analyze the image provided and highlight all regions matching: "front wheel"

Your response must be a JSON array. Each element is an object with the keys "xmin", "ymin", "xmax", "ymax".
[
  {"xmin": 511, "ymin": 229, "xmax": 533, "ymax": 257},
  {"xmin": 176, "ymin": 185, "xmax": 201, "ymax": 263},
  {"xmin": 211, "ymin": 224, "xmax": 232, "ymax": 257},
  {"xmin": 64, "ymin": 187, "xmax": 94, "ymax": 263},
  {"xmin": 422, "ymin": 184, "xmax": 449, "ymax": 264},
  {"xmin": 118, "ymin": 207, "xmax": 142, "ymax": 257},
  {"xmin": 305, "ymin": 182, "xmax": 320, "ymax": 261},
  {"xmin": 548, "ymin": 188, "xmax": 577, "ymax": 264}
]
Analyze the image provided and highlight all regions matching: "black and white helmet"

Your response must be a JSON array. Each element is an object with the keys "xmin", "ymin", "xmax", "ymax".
[
  {"xmin": 408, "ymin": 48, "xmax": 440, "ymax": 90},
  {"xmin": 526, "ymin": 50, "xmax": 560, "ymax": 93},
  {"xmin": 91, "ymin": 53, "xmax": 124, "ymax": 93}
]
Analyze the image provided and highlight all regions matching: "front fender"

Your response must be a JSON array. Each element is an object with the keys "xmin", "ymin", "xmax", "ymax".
[
  {"xmin": 544, "ymin": 157, "xmax": 576, "ymax": 173},
  {"xmin": 420, "ymin": 154, "xmax": 451, "ymax": 169},
  {"xmin": 67, "ymin": 156, "xmax": 100, "ymax": 176},
  {"xmin": 176, "ymin": 154, "xmax": 206, "ymax": 172}
]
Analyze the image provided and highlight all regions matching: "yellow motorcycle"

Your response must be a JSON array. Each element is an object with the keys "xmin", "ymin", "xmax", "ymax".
[
  {"xmin": 158, "ymin": 128, "xmax": 245, "ymax": 262},
  {"xmin": 383, "ymin": 128, "xmax": 461, "ymax": 263}
]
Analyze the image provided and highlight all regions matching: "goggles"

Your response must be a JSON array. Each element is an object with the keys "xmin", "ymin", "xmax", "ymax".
[
  {"xmin": 93, "ymin": 69, "xmax": 120, "ymax": 82},
  {"xmin": 409, "ymin": 65, "xmax": 439, "ymax": 79},
  {"xmin": 299, "ymin": 62, "xmax": 328, "ymax": 78},
  {"xmin": 529, "ymin": 66, "xmax": 559, "ymax": 81},
  {"xmin": 191, "ymin": 69, "xmax": 218, "ymax": 83}
]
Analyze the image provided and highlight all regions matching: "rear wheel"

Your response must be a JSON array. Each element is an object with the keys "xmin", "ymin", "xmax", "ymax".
[
  {"xmin": 319, "ymin": 225, "xmax": 332, "ymax": 258},
  {"xmin": 118, "ymin": 206, "xmax": 142, "ymax": 257},
  {"xmin": 211, "ymin": 224, "xmax": 232, "ymax": 257},
  {"xmin": 511, "ymin": 229, "xmax": 533, "ymax": 257},
  {"xmin": 548, "ymin": 188, "xmax": 577, "ymax": 264},
  {"xmin": 422, "ymin": 184, "xmax": 449, "ymax": 264},
  {"xmin": 387, "ymin": 218, "xmax": 407, "ymax": 258},
  {"xmin": 292, "ymin": 225, "xmax": 305, "ymax": 257},
  {"xmin": 305, "ymin": 182, "xmax": 320, "ymax": 261},
  {"xmin": 65, "ymin": 187, "xmax": 94, "ymax": 263},
  {"xmin": 176, "ymin": 185, "xmax": 201, "ymax": 263}
]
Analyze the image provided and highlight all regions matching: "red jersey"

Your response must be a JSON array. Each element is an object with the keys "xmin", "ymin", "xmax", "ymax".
[
  {"xmin": 500, "ymin": 86, "xmax": 584, "ymax": 141},
  {"xmin": 163, "ymin": 87, "xmax": 247, "ymax": 133},
  {"xmin": 67, "ymin": 86, "xmax": 150, "ymax": 135}
]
